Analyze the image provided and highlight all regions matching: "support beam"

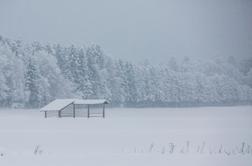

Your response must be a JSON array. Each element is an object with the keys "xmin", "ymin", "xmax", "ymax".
[
  {"xmin": 102, "ymin": 104, "xmax": 105, "ymax": 118},
  {"xmin": 73, "ymin": 104, "xmax": 75, "ymax": 118},
  {"xmin": 44, "ymin": 111, "xmax": 47, "ymax": 118},
  {"xmin": 58, "ymin": 110, "xmax": 61, "ymax": 118},
  {"xmin": 87, "ymin": 105, "xmax": 90, "ymax": 118}
]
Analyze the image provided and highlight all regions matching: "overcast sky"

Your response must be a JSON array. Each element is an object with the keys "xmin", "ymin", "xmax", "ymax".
[{"xmin": 0, "ymin": 0, "xmax": 251, "ymax": 63}]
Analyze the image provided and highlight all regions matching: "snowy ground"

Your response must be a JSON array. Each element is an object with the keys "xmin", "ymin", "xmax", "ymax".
[{"xmin": 0, "ymin": 106, "xmax": 252, "ymax": 166}]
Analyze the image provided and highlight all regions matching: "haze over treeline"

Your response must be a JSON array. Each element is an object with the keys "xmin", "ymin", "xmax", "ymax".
[
  {"xmin": 0, "ymin": 0, "xmax": 251, "ymax": 64},
  {"xmin": 0, "ymin": 36, "xmax": 252, "ymax": 108}
]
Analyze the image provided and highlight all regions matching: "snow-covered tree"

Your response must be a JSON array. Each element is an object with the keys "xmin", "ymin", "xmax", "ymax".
[
  {"xmin": 25, "ymin": 58, "xmax": 41, "ymax": 107},
  {"xmin": 0, "ymin": 36, "xmax": 251, "ymax": 107}
]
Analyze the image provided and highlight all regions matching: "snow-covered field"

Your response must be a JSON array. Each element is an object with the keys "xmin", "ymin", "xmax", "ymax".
[{"xmin": 0, "ymin": 106, "xmax": 252, "ymax": 166}]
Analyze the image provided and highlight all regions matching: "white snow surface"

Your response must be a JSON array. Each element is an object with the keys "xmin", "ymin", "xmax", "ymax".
[
  {"xmin": 0, "ymin": 106, "xmax": 252, "ymax": 166},
  {"xmin": 40, "ymin": 99, "xmax": 108, "ymax": 111}
]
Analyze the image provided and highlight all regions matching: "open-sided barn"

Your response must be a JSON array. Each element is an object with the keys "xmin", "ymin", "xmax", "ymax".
[{"xmin": 40, "ymin": 99, "xmax": 109, "ymax": 118}]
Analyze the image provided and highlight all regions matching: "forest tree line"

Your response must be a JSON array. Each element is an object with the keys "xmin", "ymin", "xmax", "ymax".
[{"xmin": 0, "ymin": 36, "xmax": 252, "ymax": 108}]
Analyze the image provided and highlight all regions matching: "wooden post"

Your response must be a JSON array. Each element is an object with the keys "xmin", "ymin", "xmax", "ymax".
[
  {"xmin": 102, "ymin": 104, "xmax": 105, "ymax": 118},
  {"xmin": 44, "ymin": 111, "xmax": 47, "ymax": 118},
  {"xmin": 73, "ymin": 104, "xmax": 75, "ymax": 118},
  {"xmin": 87, "ymin": 105, "xmax": 90, "ymax": 118},
  {"xmin": 58, "ymin": 110, "xmax": 61, "ymax": 118}
]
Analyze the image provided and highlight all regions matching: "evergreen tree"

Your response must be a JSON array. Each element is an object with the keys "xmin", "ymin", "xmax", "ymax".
[
  {"xmin": 25, "ymin": 58, "xmax": 41, "ymax": 107},
  {"xmin": 76, "ymin": 49, "xmax": 93, "ymax": 99}
]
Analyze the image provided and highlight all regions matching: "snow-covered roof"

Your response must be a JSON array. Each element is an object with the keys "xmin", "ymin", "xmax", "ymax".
[
  {"xmin": 74, "ymin": 99, "xmax": 108, "ymax": 105},
  {"xmin": 40, "ymin": 99, "xmax": 108, "ymax": 111},
  {"xmin": 40, "ymin": 99, "xmax": 74, "ymax": 112}
]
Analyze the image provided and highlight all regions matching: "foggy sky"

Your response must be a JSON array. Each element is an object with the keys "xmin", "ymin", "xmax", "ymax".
[{"xmin": 0, "ymin": 0, "xmax": 251, "ymax": 63}]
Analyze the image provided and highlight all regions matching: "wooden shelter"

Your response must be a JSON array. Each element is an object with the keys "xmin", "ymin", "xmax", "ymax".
[{"xmin": 40, "ymin": 99, "xmax": 109, "ymax": 118}]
